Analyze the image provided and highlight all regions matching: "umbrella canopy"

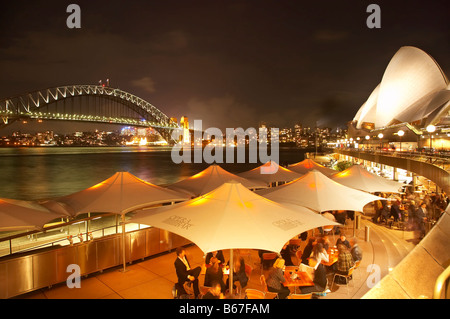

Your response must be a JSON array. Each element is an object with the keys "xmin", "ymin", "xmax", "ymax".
[
  {"xmin": 56, "ymin": 171, "xmax": 191, "ymax": 216},
  {"xmin": 331, "ymin": 165, "xmax": 403, "ymax": 193},
  {"xmin": 130, "ymin": 181, "xmax": 339, "ymax": 254},
  {"xmin": 237, "ymin": 161, "xmax": 302, "ymax": 186},
  {"xmin": 288, "ymin": 158, "xmax": 336, "ymax": 176},
  {"xmin": 0, "ymin": 198, "xmax": 68, "ymax": 231},
  {"xmin": 257, "ymin": 170, "xmax": 384, "ymax": 212},
  {"xmin": 167, "ymin": 164, "xmax": 267, "ymax": 197}
]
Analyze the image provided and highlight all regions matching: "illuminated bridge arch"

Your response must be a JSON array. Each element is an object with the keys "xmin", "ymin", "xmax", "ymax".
[{"xmin": 0, "ymin": 85, "xmax": 180, "ymax": 143}]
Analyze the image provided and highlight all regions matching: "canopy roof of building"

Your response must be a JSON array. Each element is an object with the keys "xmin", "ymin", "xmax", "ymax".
[{"xmin": 353, "ymin": 46, "xmax": 449, "ymax": 130}]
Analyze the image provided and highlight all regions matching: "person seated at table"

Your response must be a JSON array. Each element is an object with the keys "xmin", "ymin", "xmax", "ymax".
[
  {"xmin": 333, "ymin": 244, "xmax": 355, "ymax": 277},
  {"xmin": 300, "ymin": 262, "xmax": 328, "ymax": 295},
  {"xmin": 350, "ymin": 238, "xmax": 362, "ymax": 262},
  {"xmin": 205, "ymin": 250, "xmax": 225, "ymax": 266},
  {"xmin": 174, "ymin": 247, "xmax": 201, "ymax": 298},
  {"xmin": 310, "ymin": 243, "xmax": 329, "ymax": 269},
  {"xmin": 202, "ymin": 281, "xmax": 224, "ymax": 299},
  {"xmin": 336, "ymin": 234, "xmax": 350, "ymax": 249},
  {"xmin": 301, "ymin": 237, "xmax": 315, "ymax": 265},
  {"xmin": 226, "ymin": 253, "xmax": 249, "ymax": 293},
  {"xmin": 317, "ymin": 234, "xmax": 330, "ymax": 251},
  {"xmin": 204, "ymin": 257, "xmax": 227, "ymax": 293},
  {"xmin": 266, "ymin": 258, "xmax": 290, "ymax": 299}
]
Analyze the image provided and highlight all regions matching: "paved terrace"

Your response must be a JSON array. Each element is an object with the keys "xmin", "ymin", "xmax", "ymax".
[{"xmin": 15, "ymin": 215, "xmax": 419, "ymax": 299}]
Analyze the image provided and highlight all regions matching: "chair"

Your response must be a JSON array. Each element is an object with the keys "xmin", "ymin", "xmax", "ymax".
[
  {"xmin": 260, "ymin": 275, "xmax": 278, "ymax": 299},
  {"xmin": 260, "ymin": 274, "xmax": 268, "ymax": 292},
  {"xmin": 245, "ymin": 289, "xmax": 265, "ymax": 299},
  {"xmin": 245, "ymin": 263, "xmax": 253, "ymax": 278},
  {"xmin": 323, "ymin": 226, "xmax": 335, "ymax": 242},
  {"xmin": 261, "ymin": 252, "xmax": 278, "ymax": 273},
  {"xmin": 288, "ymin": 293, "xmax": 313, "ymax": 299},
  {"xmin": 353, "ymin": 259, "xmax": 362, "ymax": 280},
  {"xmin": 332, "ymin": 265, "xmax": 356, "ymax": 295}
]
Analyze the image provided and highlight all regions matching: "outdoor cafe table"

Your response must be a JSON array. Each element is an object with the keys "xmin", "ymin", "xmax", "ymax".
[
  {"xmin": 307, "ymin": 246, "xmax": 339, "ymax": 268},
  {"xmin": 321, "ymin": 246, "xmax": 339, "ymax": 267},
  {"xmin": 283, "ymin": 266, "xmax": 314, "ymax": 293}
]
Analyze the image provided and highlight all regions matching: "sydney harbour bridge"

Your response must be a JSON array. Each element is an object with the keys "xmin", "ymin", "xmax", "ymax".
[{"xmin": 0, "ymin": 84, "xmax": 180, "ymax": 143}]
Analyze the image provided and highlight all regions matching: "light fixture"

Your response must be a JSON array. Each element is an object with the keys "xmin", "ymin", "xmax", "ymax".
[
  {"xmin": 378, "ymin": 133, "xmax": 383, "ymax": 139},
  {"xmin": 426, "ymin": 124, "xmax": 436, "ymax": 133},
  {"xmin": 397, "ymin": 130, "xmax": 404, "ymax": 137}
]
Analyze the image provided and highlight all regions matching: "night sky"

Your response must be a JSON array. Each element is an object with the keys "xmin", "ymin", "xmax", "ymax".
[{"xmin": 0, "ymin": 0, "xmax": 448, "ymax": 133}]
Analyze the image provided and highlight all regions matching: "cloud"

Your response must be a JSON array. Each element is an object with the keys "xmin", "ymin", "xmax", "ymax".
[{"xmin": 130, "ymin": 76, "xmax": 156, "ymax": 93}]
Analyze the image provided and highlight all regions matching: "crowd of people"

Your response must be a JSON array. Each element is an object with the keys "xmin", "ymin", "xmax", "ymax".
[
  {"xmin": 371, "ymin": 190, "xmax": 448, "ymax": 238},
  {"xmin": 173, "ymin": 229, "xmax": 364, "ymax": 299},
  {"xmin": 173, "ymin": 247, "xmax": 249, "ymax": 299}
]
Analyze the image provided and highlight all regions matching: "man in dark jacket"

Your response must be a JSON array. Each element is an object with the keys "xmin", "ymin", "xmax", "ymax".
[{"xmin": 174, "ymin": 247, "xmax": 201, "ymax": 298}]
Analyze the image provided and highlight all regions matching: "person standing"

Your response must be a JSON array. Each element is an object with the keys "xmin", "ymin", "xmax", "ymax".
[
  {"xmin": 414, "ymin": 202, "xmax": 428, "ymax": 239},
  {"xmin": 174, "ymin": 247, "xmax": 201, "ymax": 298},
  {"xmin": 350, "ymin": 238, "xmax": 363, "ymax": 262}
]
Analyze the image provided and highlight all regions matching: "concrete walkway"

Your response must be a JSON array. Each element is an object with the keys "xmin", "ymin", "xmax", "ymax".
[{"xmin": 15, "ymin": 215, "xmax": 418, "ymax": 299}]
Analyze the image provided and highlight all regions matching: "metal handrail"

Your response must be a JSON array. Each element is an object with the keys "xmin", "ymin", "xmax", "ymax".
[{"xmin": 433, "ymin": 264, "xmax": 450, "ymax": 299}]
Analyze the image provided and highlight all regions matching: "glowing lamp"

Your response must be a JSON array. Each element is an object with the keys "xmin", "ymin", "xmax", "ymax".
[{"xmin": 426, "ymin": 125, "xmax": 436, "ymax": 133}]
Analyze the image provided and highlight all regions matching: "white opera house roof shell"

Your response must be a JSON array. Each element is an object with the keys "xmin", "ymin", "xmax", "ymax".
[{"xmin": 353, "ymin": 46, "xmax": 449, "ymax": 130}]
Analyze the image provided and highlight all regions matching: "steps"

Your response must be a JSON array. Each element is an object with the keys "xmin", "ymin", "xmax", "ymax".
[{"xmin": 323, "ymin": 217, "xmax": 416, "ymax": 299}]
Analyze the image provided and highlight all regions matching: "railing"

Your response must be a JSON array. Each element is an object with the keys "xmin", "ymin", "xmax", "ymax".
[
  {"xmin": 0, "ymin": 226, "xmax": 191, "ymax": 298},
  {"xmin": 433, "ymin": 264, "xmax": 450, "ymax": 299},
  {"xmin": 0, "ymin": 213, "xmax": 118, "ymax": 256},
  {"xmin": 335, "ymin": 148, "xmax": 450, "ymax": 194}
]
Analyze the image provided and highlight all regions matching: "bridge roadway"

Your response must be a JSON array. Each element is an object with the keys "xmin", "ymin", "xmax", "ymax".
[{"xmin": 0, "ymin": 84, "xmax": 180, "ymax": 143}]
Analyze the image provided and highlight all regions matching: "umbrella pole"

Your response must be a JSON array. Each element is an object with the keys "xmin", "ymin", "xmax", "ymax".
[
  {"xmin": 229, "ymin": 249, "xmax": 234, "ymax": 295},
  {"xmin": 120, "ymin": 214, "xmax": 128, "ymax": 273}
]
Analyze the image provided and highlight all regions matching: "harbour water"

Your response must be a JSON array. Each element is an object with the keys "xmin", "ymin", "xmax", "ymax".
[{"xmin": 0, "ymin": 146, "xmax": 309, "ymax": 201}]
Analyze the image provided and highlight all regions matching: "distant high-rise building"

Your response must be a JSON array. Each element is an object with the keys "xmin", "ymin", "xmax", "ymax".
[{"xmin": 180, "ymin": 116, "xmax": 190, "ymax": 143}]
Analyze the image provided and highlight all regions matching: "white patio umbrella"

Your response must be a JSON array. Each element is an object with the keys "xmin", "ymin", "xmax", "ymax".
[
  {"xmin": 131, "ymin": 181, "xmax": 339, "ymax": 292},
  {"xmin": 238, "ymin": 161, "xmax": 302, "ymax": 187},
  {"xmin": 288, "ymin": 158, "xmax": 336, "ymax": 176},
  {"xmin": 167, "ymin": 164, "xmax": 267, "ymax": 197},
  {"xmin": 55, "ymin": 171, "xmax": 191, "ymax": 271},
  {"xmin": 257, "ymin": 170, "xmax": 384, "ymax": 213},
  {"xmin": 0, "ymin": 198, "xmax": 69, "ymax": 232},
  {"xmin": 331, "ymin": 164, "xmax": 403, "ymax": 193}
]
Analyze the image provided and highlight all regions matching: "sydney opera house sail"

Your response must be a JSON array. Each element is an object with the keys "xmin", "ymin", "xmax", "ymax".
[{"xmin": 352, "ymin": 46, "xmax": 449, "ymax": 131}]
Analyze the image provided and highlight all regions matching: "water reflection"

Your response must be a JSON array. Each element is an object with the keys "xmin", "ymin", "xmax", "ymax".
[{"xmin": 0, "ymin": 146, "xmax": 307, "ymax": 200}]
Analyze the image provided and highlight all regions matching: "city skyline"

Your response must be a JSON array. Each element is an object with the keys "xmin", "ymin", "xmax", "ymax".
[{"xmin": 1, "ymin": 0, "xmax": 448, "ymax": 133}]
